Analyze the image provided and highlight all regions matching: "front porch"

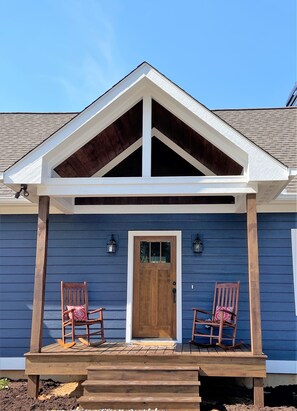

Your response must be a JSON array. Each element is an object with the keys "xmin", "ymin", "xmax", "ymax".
[{"xmin": 26, "ymin": 341, "xmax": 266, "ymax": 410}]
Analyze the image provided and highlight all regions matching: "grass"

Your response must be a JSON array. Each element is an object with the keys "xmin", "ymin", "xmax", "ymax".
[{"xmin": 0, "ymin": 378, "xmax": 9, "ymax": 390}]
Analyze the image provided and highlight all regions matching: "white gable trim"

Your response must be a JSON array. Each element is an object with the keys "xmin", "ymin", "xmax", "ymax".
[
  {"xmin": 4, "ymin": 63, "xmax": 288, "ymax": 187},
  {"xmin": 145, "ymin": 74, "xmax": 288, "ymax": 181}
]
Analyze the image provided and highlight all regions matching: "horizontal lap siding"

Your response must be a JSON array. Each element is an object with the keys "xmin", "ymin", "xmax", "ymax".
[
  {"xmin": 0, "ymin": 213, "xmax": 296, "ymax": 362},
  {"xmin": 258, "ymin": 214, "xmax": 297, "ymax": 361}
]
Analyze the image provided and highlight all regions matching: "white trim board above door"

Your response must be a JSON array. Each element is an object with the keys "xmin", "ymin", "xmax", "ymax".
[{"xmin": 126, "ymin": 231, "xmax": 182, "ymax": 343}]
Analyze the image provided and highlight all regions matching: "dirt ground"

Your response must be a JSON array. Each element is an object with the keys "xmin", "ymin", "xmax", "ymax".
[{"xmin": 0, "ymin": 379, "xmax": 296, "ymax": 411}]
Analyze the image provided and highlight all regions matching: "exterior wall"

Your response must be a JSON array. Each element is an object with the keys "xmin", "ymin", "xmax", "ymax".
[{"xmin": 0, "ymin": 213, "xmax": 296, "ymax": 362}]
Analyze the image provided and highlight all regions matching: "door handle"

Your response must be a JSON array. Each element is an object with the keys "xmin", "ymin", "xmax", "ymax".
[{"xmin": 172, "ymin": 287, "xmax": 176, "ymax": 304}]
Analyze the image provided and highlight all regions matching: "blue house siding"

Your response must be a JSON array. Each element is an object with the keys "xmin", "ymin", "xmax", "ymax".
[{"xmin": 0, "ymin": 213, "xmax": 296, "ymax": 363}]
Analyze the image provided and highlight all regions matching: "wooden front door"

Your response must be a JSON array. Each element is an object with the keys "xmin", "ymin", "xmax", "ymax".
[{"xmin": 132, "ymin": 236, "xmax": 176, "ymax": 339}]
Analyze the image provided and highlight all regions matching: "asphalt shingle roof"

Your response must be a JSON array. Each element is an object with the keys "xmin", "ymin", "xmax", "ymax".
[
  {"xmin": 0, "ymin": 112, "xmax": 76, "ymax": 172},
  {"xmin": 213, "ymin": 107, "xmax": 297, "ymax": 169}
]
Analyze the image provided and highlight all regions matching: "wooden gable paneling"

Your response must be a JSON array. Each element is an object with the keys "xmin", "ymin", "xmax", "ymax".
[
  {"xmin": 152, "ymin": 100, "xmax": 243, "ymax": 176},
  {"xmin": 53, "ymin": 99, "xmax": 244, "ymax": 179},
  {"xmin": 54, "ymin": 101, "xmax": 143, "ymax": 177}
]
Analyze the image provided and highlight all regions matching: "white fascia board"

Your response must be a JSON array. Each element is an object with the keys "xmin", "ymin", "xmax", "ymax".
[
  {"xmin": 4, "ymin": 67, "xmax": 150, "ymax": 184},
  {"xmin": 37, "ymin": 176, "xmax": 257, "ymax": 197},
  {"xmin": 145, "ymin": 73, "xmax": 289, "ymax": 181}
]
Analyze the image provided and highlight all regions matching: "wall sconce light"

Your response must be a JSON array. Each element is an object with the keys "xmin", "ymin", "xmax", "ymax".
[
  {"xmin": 107, "ymin": 234, "xmax": 117, "ymax": 254},
  {"xmin": 193, "ymin": 234, "xmax": 203, "ymax": 254},
  {"xmin": 15, "ymin": 184, "xmax": 29, "ymax": 199}
]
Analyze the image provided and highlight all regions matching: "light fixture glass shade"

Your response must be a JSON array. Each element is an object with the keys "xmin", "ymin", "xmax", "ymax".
[
  {"xmin": 107, "ymin": 235, "xmax": 117, "ymax": 253},
  {"xmin": 193, "ymin": 235, "xmax": 203, "ymax": 253}
]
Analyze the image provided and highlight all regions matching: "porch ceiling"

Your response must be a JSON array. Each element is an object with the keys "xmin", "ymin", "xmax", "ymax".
[{"xmin": 74, "ymin": 195, "xmax": 235, "ymax": 205}]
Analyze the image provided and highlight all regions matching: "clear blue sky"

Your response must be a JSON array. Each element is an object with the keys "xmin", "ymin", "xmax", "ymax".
[{"xmin": 0, "ymin": 0, "xmax": 296, "ymax": 112}]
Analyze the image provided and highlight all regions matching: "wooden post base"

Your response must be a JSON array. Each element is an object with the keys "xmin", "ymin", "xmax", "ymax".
[
  {"xmin": 27, "ymin": 375, "xmax": 40, "ymax": 398},
  {"xmin": 254, "ymin": 377, "xmax": 264, "ymax": 407}
]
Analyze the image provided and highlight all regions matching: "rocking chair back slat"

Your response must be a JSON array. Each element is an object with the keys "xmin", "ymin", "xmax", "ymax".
[{"xmin": 62, "ymin": 282, "xmax": 88, "ymax": 310}]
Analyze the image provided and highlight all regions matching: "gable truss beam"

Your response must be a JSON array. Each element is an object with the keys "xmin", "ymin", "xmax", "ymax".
[{"xmin": 153, "ymin": 128, "xmax": 215, "ymax": 176}]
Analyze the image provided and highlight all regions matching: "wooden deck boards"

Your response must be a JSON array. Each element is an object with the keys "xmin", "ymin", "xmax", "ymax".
[{"xmin": 39, "ymin": 341, "xmax": 252, "ymax": 356}]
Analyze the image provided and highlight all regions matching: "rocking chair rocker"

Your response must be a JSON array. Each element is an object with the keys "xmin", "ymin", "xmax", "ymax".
[
  {"xmin": 59, "ymin": 281, "xmax": 105, "ymax": 348},
  {"xmin": 190, "ymin": 281, "xmax": 241, "ymax": 348}
]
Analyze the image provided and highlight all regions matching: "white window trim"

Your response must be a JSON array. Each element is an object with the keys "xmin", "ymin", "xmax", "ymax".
[
  {"xmin": 291, "ymin": 229, "xmax": 297, "ymax": 316},
  {"xmin": 126, "ymin": 230, "xmax": 182, "ymax": 343}
]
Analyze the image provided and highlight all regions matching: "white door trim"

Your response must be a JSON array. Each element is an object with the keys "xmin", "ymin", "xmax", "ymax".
[{"xmin": 126, "ymin": 230, "xmax": 182, "ymax": 343}]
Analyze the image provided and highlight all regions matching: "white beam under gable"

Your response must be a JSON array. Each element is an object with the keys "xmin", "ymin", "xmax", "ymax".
[
  {"xmin": 142, "ymin": 94, "xmax": 152, "ymax": 177},
  {"xmin": 37, "ymin": 176, "xmax": 257, "ymax": 197}
]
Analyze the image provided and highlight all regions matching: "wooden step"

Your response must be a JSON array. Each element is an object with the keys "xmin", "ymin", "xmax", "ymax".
[
  {"xmin": 87, "ymin": 365, "xmax": 199, "ymax": 381},
  {"xmin": 87, "ymin": 364, "xmax": 200, "ymax": 371},
  {"xmin": 79, "ymin": 393, "xmax": 201, "ymax": 410},
  {"xmin": 82, "ymin": 379, "xmax": 200, "ymax": 394}
]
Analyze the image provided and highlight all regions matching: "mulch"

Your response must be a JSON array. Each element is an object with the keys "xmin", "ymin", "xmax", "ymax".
[{"xmin": 0, "ymin": 379, "xmax": 296, "ymax": 411}]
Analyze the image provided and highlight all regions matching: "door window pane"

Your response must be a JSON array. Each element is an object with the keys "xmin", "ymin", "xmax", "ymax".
[
  {"xmin": 161, "ymin": 241, "xmax": 171, "ymax": 263},
  {"xmin": 140, "ymin": 241, "xmax": 149, "ymax": 263},
  {"xmin": 140, "ymin": 240, "xmax": 171, "ymax": 263},
  {"xmin": 150, "ymin": 242, "xmax": 160, "ymax": 262}
]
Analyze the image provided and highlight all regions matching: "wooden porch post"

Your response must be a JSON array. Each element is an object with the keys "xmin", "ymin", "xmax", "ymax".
[
  {"xmin": 27, "ymin": 196, "xmax": 50, "ymax": 398},
  {"xmin": 246, "ymin": 193, "xmax": 264, "ymax": 407}
]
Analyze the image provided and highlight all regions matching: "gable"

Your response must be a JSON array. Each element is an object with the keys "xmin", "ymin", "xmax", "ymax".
[
  {"xmin": 52, "ymin": 98, "xmax": 243, "ymax": 179},
  {"xmin": 1, "ymin": 62, "xmax": 292, "ymax": 214}
]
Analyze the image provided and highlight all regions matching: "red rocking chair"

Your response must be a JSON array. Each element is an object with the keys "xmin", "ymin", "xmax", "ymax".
[
  {"xmin": 190, "ymin": 282, "xmax": 241, "ymax": 348},
  {"xmin": 59, "ymin": 281, "xmax": 105, "ymax": 348}
]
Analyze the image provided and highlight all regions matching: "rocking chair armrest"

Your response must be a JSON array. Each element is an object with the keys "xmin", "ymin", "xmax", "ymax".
[
  {"xmin": 192, "ymin": 308, "xmax": 211, "ymax": 315},
  {"xmin": 88, "ymin": 307, "xmax": 105, "ymax": 315},
  {"xmin": 63, "ymin": 307, "xmax": 75, "ymax": 315}
]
